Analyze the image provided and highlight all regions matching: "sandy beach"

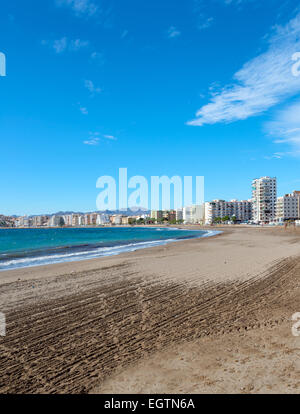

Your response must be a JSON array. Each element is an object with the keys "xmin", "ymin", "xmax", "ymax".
[{"xmin": 0, "ymin": 226, "xmax": 299, "ymax": 394}]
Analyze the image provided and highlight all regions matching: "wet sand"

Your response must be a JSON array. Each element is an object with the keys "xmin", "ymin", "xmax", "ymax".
[{"xmin": 0, "ymin": 226, "xmax": 299, "ymax": 393}]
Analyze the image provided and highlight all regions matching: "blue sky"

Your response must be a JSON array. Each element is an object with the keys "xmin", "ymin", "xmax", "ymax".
[{"xmin": 1, "ymin": 0, "xmax": 300, "ymax": 215}]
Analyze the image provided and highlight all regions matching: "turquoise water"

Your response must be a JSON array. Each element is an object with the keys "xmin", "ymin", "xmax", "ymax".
[{"xmin": 0, "ymin": 227, "xmax": 215, "ymax": 270}]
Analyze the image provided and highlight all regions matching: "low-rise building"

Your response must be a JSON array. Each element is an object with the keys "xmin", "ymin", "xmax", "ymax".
[
  {"xmin": 176, "ymin": 209, "xmax": 183, "ymax": 222},
  {"xmin": 151, "ymin": 210, "xmax": 163, "ymax": 222},
  {"xmin": 15, "ymin": 216, "xmax": 32, "ymax": 227},
  {"xmin": 63, "ymin": 215, "xmax": 73, "ymax": 227},
  {"xmin": 205, "ymin": 199, "xmax": 252, "ymax": 224},
  {"xmin": 96, "ymin": 213, "xmax": 110, "ymax": 225},
  {"xmin": 72, "ymin": 214, "xmax": 83, "ymax": 227},
  {"xmin": 49, "ymin": 215, "xmax": 64, "ymax": 227},
  {"xmin": 31, "ymin": 215, "xmax": 49, "ymax": 227},
  {"xmin": 183, "ymin": 204, "xmax": 205, "ymax": 224},
  {"xmin": 121, "ymin": 216, "xmax": 130, "ymax": 225},
  {"xmin": 276, "ymin": 191, "xmax": 300, "ymax": 223},
  {"xmin": 110, "ymin": 215, "xmax": 122, "ymax": 225}
]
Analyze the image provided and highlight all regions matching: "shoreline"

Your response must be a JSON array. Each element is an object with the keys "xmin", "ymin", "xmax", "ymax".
[
  {"xmin": 0, "ymin": 227, "xmax": 220, "ymax": 273},
  {"xmin": 0, "ymin": 227, "xmax": 223, "ymax": 284},
  {"xmin": 0, "ymin": 226, "xmax": 299, "ymax": 393}
]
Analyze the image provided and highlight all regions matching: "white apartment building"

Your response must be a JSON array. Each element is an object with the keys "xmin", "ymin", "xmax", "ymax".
[
  {"xmin": 276, "ymin": 191, "xmax": 300, "ymax": 223},
  {"xmin": 252, "ymin": 177, "xmax": 277, "ymax": 223},
  {"xmin": 31, "ymin": 215, "xmax": 49, "ymax": 227},
  {"xmin": 204, "ymin": 199, "xmax": 252, "ymax": 224},
  {"xmin": 183, "ymin": 205, "xmax": 204, "ymax": 224},
  {"xmin": 16, "ymin": 216, "xmax": 32, "ymax": 227},
  {"xmin": 71, "ymin": 214, "xmax": 83, "ymax": 227},
  {"xmin": 176, "ymin": 209, "xmax": 183, "ymax": 222},
  {"xmin": 110, "ymin": 215, "xmax": 122, "ymax": 225},
  {"xmin": 83, "ymin": 213, "xmax": 98, "ymax": 226},
  {"xmin": 63, "ymin": 214, "xmax": 73, "ymax": 226},
  {"xmin": 49, "ymin": 215, "xmax": 63, "ymax": 227},
  {"xmin": 96, "ymin": 213, "xmax": 110, "ymax": 225}
]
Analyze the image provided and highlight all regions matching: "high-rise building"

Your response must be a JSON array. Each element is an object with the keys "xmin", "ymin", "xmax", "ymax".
[
  {"xmin": 252, "ymin": 177, "xmax": 277, "ymax": 223},
  {"xmin": 276, "ymin": 191, "xmax": 300, "ymax": 223}
]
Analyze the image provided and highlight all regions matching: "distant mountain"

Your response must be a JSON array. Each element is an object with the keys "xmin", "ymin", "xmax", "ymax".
[
  {"xmin": 99, "ymin": 208, "xmax": 150, "ymax": 216},
  {"xmin": 28, "ymin": 208, "xmax": 150, "ymax": 218}
]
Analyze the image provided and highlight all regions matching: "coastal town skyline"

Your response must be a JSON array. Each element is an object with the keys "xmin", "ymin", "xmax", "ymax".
[{"xmin": 2, "ymin": 175, "xmax": 300, "ymax": 227}]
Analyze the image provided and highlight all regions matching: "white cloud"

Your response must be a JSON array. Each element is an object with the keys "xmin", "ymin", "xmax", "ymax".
[
  {"xmin": 84, "ymin": 132, "xmax": 99, "ymax": 145},
  {"xmin": 83, "ymin": 132, "xmax": 117, "ymax": 145},
  {"xmin": 84, "ymin": 138, "xmax": 99, "ymax": 145},
  {"xmin": 53, "ymin": 37, "xmax": 68, "ymax": 54},
  {"xmin": 84, "ymin": 79, "xmax": 102, "ymax": 95},
  {"xmin": 56, "ymin": 0, "xmax": 98, "ymax": 17},
  {"xmin": 90, "ymin": 51, "xmax": 105, "ymax": 66},
  {"xmin": 188, "ymin": 13, "xmax": 300, "ymax": 126},
  {"xmin": 69, "ymin": 39, "xmax": 90, "ymax": 51},
  {"xmin": 266, "ymin": 100, "xmax": 300, "ymax": 156},
  {"xmin": 79, "ymin": 105, "xmax": 88, "ymax": 115},
  {"xmin": 198, "ymin": 16, "xmax": 214, "ymax": 30},
  {"xmin": 167, "ymin": 26, "xmax": 181, "ymax": 39},
  {"xmin": 44, "ymin": 37, "xmax": 89, "ymax": 54},
  {"xmin": 263, "ymin": 152, "xmax": 283, "ymax": 160},
  {"xmin": 84, "ymin": 139, "xmax": 99, "ymax": 145}
]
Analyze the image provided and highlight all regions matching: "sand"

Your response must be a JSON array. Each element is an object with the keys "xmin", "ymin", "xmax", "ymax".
[{"xmin": 0, "ymin": 226, "xmax": 299, "ymax": 393}]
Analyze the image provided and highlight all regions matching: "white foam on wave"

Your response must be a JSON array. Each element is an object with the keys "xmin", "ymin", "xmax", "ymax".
[
  {"xmin": 0, "ymin": 230, "xmax": 221, "ymax": 271},
  {"xmin": 0, "ymin": 239, "xmax": 176, "ymax": 271}
]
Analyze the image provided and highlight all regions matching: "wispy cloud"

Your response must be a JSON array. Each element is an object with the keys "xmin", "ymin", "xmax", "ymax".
[
  {"xmin": 193, "ymin": 1, "xmax": 214, "ymax": 30},
  {"xmin": 263, "ymin": 152, "xmax": 284, "ymax": 160},
  {"xmin": 44, "ymin": 37, "xmax": 89, "ymax": 54},
  {"xmin": 84, "ymin": 132, "xmax": 100, "ymax": 145},
  {"xmin": 84, "ymin": 79, "xmax": 102, "ymax": 95},
  {"xmin": 56, "ymin": 0, "xmax": 99, "ymax": 18},
  {"xmin": 266, "ymin": 100, "xmax": 300, "ymax": 156},
  {"xmin": 90, "ymin": 51, "xmax": 105, "ymax": 66},
  {"xmin": 167, "ymin": 26, "xmax": 181, "ymax": 39},
  {"xmin": 222, "ymin": 0, "xmax": 251, "ymax": 5},
  {"xmin": 187, "ymin": 13, "xmax": 300, "ymax": 126},
  {"xmin": 53, "ymin": 37, "xmax": 68, "ymax": 54},
  {"xmin": 79, "ymin": 104, "xmax": 88, "ymax": 115},
  {"xmin": 198, "ymin": 16, "xmax": 214, "ymax": 30},
  {"xmin": 83, "ymin": 132, "xmax": 117, "ymax": 145},
  {"xmin": 69, "ymin": 39, "xmax": 90, "ymax": 51}
]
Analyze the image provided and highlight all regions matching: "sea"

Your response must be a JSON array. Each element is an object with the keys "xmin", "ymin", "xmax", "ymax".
[{"xmin": 0, "ymin": 227, "xmax": 218, "ymax": 271}]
